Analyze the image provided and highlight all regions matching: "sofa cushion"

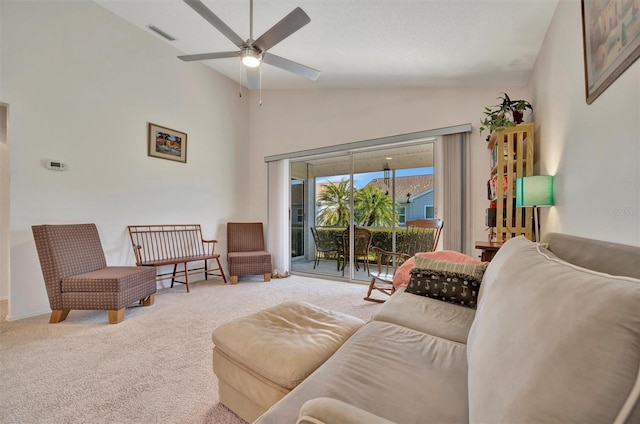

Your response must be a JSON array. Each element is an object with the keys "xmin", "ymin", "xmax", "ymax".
[
  {"xmin": 255, "ymin": 321, "xmax": 470, "ymax": 424},
  {"xmin": 405, "ymin": 258, "xmax": 487, "ymax": 308},
  {"xmin": 467, "ymin": 236, "xmax": 640, "ymax": 424},
  {"xmin": 543, "ymin": 232, "xmax": 640, "ymax": 279},
  {"xmin": 373, "ymin": 288, "xmax": 475, "ymax": 344}
]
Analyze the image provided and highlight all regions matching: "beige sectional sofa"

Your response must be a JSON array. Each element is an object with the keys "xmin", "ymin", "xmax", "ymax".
[{"xmin": 253, "ymin": 233, "xmax": 640, "ymax": 424}]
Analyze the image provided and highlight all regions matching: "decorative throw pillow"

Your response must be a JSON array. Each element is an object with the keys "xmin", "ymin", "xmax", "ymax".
[
  {"xmin": 392, "ymin": 250, "xmax": 485, "ymax": 289},
  {"xmin": 405, "ymin": 258, "xmax": 488, "ymax": 308}
]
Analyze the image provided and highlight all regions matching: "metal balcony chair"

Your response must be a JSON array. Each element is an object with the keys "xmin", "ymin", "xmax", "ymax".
[
  {"xmin": 339, "ymin": 227, "xmax": 373, "ymax": 277},
  {"xmin": 365, "ymin": 219, "xmax": 443, "ymax": 303},
  {"xmin": 310, "ymin": 227, "xmax": 340, "ymax": 269}
]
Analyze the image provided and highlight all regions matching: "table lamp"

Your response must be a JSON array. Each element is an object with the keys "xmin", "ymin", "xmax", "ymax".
[{"xmin": 516, "ymin": 175, "xmax": 554, "ymax": 242}]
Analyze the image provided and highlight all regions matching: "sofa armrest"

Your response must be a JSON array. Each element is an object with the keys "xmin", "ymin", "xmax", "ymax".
[{"xmin": 296, "ymin": 398, "xmax": 396, "ymax": 424}]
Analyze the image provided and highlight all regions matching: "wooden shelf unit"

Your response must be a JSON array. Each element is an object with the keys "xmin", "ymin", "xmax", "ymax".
[{"xmin": 487, "ymin": 123, "xmax": 534, "ymax": 242}]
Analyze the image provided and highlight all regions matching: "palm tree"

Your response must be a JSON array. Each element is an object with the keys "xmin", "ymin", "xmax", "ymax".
[
  {"xmin": 317, "ymin": 180, "xmax": 351, "ymax": 226},
  {"xmin": 354, "ymin": 185, "xmax": 396, "ymax": 227}
]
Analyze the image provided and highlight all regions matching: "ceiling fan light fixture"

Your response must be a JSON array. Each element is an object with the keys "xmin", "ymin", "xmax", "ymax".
[
  {"xmin": 180, "ymin": 0, "xmax": 320, "ymax": 87},
  {"xmin": 241, "ymin": 49, "xmax": 261, "ymax": 67}
]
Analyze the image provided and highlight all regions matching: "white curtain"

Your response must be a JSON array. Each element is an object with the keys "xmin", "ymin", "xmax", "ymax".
[
  {"xmin": 267, "ymin": 159, "xmax": 290, "ymax": 272},
  {"xmin": 441, "ymin": 133, "xmax": 470, "ymax": 253}
]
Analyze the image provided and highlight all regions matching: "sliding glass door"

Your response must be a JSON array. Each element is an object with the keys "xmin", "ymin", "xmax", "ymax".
[
  {"xmin": 290, "ymin": 141, "xmax": 435, "ymax": 283},
  {"xmin": 290, "ymin": 151, "xmax": 354, "ymax": 278}
]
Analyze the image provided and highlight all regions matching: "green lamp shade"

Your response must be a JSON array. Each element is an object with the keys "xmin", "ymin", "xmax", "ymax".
[{"xmin": 516, "ymin": 175, "xmax": 554, "ymax": 207}]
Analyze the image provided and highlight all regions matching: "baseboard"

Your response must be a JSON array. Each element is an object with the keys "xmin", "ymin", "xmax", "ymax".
[{"xmin": 6, "ymin": 309, "xmax": 50, "ymax": 321}]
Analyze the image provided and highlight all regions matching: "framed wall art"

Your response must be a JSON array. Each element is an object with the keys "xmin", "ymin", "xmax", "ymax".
[
  {"xmin": 581, "ymin": 0, "xmax": 640, "ymax": 104},
  {"xmin": 148, "ymin": 123, "xmax": 187, "ymax": 163}
]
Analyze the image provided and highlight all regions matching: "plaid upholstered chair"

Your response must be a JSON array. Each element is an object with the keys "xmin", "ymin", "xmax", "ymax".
[
  {"xmin": 227, "ymin": 222, "xmax": 272, "ymax": 284},
  {"xmin": 32, "ymin": 223, "xmax": 157, "ymax": 324}
]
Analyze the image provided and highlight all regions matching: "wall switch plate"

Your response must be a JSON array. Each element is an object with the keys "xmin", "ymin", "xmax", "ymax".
[{"xmin": 46, "ymin": 160, "xmax": 67, "ymax": 171}]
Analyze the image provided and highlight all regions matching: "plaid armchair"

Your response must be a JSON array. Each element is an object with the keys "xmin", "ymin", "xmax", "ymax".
[
  {"xmin": 227, "ymin": 222, "xmax": 272, "ymax": 284},
  {"xmin": 32, "ymin": 223, "xmax": 157, "ymax": 324}
]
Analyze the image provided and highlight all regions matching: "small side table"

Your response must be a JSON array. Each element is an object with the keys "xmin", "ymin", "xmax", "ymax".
[{"xmin": 475, "ymin": 241, "xmax": 503, "ymax": 262}]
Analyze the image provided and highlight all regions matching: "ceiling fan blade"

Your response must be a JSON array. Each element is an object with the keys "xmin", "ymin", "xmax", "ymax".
[
  {"xmin": 246, "ymin": 67, "xmax": 260, "ymax": 90},
  {"xmin": 178, "ymin": 51, "xmax": 240, "ymax": 62},
  {"xmin": 184, "ymin": 0, "xmax": 245, "ymax": 48},
  {"xmin": 263, "ymin": 53, "xmax": 320, "ymax": 81},
  {"xmin": 253, "ymin": 7, "xmax": 310, "ymax": 52}
]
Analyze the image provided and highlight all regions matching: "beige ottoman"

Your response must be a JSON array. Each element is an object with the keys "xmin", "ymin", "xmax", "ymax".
[{"xmin": 212, "ymin": 301, "xmax": 366, "ymax": 423}]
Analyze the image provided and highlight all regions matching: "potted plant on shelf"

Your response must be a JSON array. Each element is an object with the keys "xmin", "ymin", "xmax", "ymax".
[{"xmin": 480, "ymin": 93, "xmax": 533, "ymax": 142}]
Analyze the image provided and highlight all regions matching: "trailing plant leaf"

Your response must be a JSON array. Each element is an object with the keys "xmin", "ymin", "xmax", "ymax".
[{"xmin": 479, "ymin": 93, "xmax": 533, "ymax": 141}]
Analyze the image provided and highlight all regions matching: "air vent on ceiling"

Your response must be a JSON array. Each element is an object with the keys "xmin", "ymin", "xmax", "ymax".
[{"xmin": 147, "ymin": 25, "xmax": 176, "ymax": 41}]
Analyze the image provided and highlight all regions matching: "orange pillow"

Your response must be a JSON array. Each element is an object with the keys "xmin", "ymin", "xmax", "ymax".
[{"xmin": 393, "ymin": 250, "xmax": 485, "ymax": 289}]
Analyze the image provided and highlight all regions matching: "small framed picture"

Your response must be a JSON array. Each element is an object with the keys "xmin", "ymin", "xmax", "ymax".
[
  {"xmin": 581, "ymin": 0, "xmax": 640, "ymax": 104},
  {"xmin": 148, "ymin": 123, "xmax": 187, "ymax": 163}
]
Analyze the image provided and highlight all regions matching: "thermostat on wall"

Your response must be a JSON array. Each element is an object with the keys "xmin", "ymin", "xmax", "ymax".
[{"xmin": 46, "ymin": 160, "xmax": 67, "ymax": 171}]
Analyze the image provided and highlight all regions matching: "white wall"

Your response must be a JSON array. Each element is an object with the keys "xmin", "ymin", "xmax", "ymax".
[
  {"xmin": 248, "ymin": 0, "xmax": 640, "ymax": 252},
  {"xmin": 247, "ymin": 86, "xmax": 529, "ymax": 256},
  {"xmin": 4, "ymin": 0, "xmax": 637, "ymax": 320},
  {"xmin": 530, "ymin": 0, "xmax": 640, "ymax": 246},
  {"xmin": 2, "ymin": 0, "xmax": 250, "ymax": 319}
]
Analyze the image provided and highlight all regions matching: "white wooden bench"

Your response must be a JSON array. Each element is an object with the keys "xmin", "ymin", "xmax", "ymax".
[{"xmin": 127, "ymin": 224, "xmax": 227, "ymax": 292}]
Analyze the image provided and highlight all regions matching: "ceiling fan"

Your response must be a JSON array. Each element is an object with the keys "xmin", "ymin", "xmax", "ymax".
[{"xmin": 178, "ymin": 0, "xmax": 321, "ymax": 90}]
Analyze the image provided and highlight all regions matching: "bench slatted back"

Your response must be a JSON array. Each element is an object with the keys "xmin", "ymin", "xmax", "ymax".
[{"xmin": 128, "ymin": 225, "xmax": 207, "ymax": 264}]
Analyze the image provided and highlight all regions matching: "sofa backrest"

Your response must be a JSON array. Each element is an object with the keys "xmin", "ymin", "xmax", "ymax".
[
  {"xmin": 32, "ymin": 223, "xmax": 107, "ymax": 309},
  {"xmin": 468, "ymin": 236, "xmax": 640, "ymax": 424},
  {"xmin": 542, "ymin": 232, "xmax": 640, "ymax": 279}
]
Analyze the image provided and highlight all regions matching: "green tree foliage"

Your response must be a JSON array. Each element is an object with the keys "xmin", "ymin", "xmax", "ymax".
[
  {"xmin": 354, "ymin": 185, "xmax": 396, "ymax": 227},
  {"xmin": 317, "ymin": 181, "xmax": 396, "ymax": 227},
  {"xmin": 317, "ymin": 180, "xmax": 351, "ymax": 226}
]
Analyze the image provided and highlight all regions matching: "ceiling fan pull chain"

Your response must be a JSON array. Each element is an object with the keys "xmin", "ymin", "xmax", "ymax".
[
  {"xmin": 238, "ymin": 59, "xmax": 243, "ymax": 98},
  {"xmin": 259, "ymin": 65, "xmax": 263, "ymax": 106}
]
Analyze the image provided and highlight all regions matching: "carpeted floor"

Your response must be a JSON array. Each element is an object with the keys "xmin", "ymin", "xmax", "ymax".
[{"xmin": 0, "ymin": 275, "xmax": 383, "ymax": 424}]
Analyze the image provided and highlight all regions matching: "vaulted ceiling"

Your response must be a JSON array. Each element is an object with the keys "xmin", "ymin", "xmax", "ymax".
[{"xmin": 94, "ymin": 0, "xmax": 559, "ymax": 90}]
